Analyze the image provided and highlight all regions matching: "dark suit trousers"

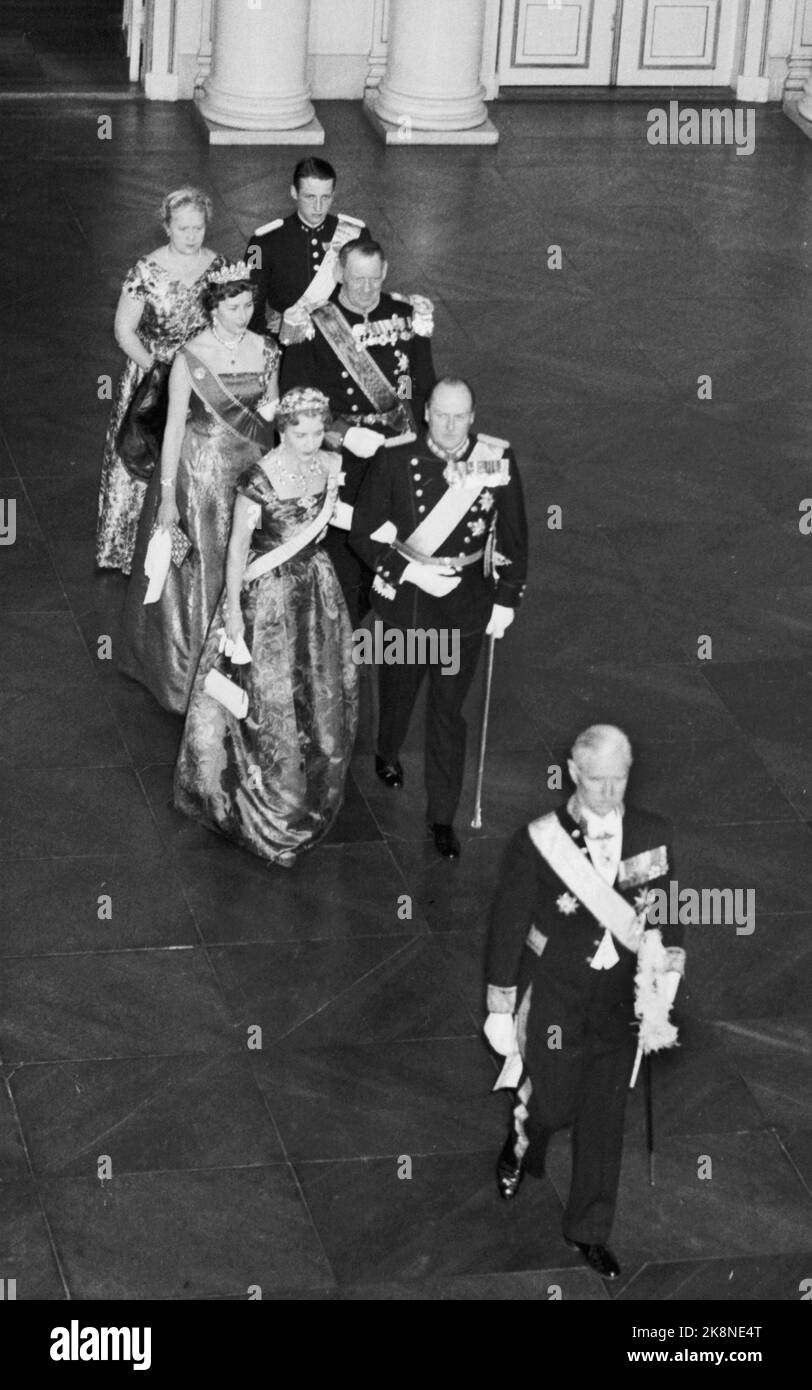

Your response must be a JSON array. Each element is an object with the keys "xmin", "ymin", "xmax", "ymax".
[
  {"xmin": 377, "ymin": 626, "xmax": 484, "ymax": 823},
  {"xmin": 519, "ymin": 960, "xmax": 636, "ymax": 1244}
]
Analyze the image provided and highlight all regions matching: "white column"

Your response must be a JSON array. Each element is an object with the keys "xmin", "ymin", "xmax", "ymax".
[
  {"xmin": 783, "ymin": 0, "xmax": 812, "ymax": 137},
  {"xmin": 143, "ymin": 0, "xmax": 179, "ymax": 100},
  {"xmin": 798, "ymin": 59, "xmax": 812, "ymax": 116},
  {"xmin": 195, "ymin": 0, "xmax": 324, "ymax": 145},
  {"xmin": 364, "ymin": 0, "xmax": 498, "ymax": 144},
  {"xmin": 193, "ymin": 0, "xmax": 213, "ymax": 94},
  {"xmin": 123, "ymin": 0, "xmax": 146, "ymax": 84},
  {"xmin": 737, "ymin": 0, "xmax": 772, "ymax": 102},
  {"xmin": 364, "ymin": 0, "xmax": 389, "ymax": 92}
]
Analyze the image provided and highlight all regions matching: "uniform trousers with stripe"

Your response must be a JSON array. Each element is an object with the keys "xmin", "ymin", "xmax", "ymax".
[{"xmin": 510, "ymin": 954, "xmax": 637, "ymax": 1244}]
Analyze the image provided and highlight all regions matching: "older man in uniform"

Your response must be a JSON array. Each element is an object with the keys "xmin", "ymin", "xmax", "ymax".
[
  {"xmin": 350, "ymin": 377, "xmax": 527, "ymax": 859},
  {"xmin": 484, "ymin": 725, "xmax": 686, "ymax": 1277},
  {"xmin": 281, "ymin": 237, "xmax": 437, "ymax": 623},
  {"xmin": 245, "ymin": 157, "xmax": 370, "ymax": 335}
]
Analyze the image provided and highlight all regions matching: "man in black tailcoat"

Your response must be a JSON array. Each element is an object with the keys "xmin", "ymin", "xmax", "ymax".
[{"xmin": 484, "ymin": 725, "xmax": 686, "ymax": 1278}]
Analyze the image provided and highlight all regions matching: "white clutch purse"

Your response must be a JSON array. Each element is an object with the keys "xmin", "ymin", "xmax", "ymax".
[
  {"xmin": 203, "ymin": 629, "xmax": 252, "ymax": 718},
  {"xmin": 203, "ymin": 665, "xmax": 249, "ymax": 719}
]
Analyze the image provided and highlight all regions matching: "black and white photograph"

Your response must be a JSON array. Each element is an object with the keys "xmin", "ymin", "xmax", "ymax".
[{"xmin": 1, "ymin": 0, "xmax": 811, "ymax": 1350}]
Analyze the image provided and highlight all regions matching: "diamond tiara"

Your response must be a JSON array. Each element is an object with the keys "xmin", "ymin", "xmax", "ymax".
[{"xmin": 208, "ymin": 259, "xmax": 251, "ymax": 285}]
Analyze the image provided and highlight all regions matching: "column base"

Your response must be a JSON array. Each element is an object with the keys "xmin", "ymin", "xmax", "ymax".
[
  {"xmin": 783, "ymin": 97, "xmax": 812, "ymax": 140},
  {"xmin": 735, "ymin": 75, "xmax": 770, "ymax": 103},
  {"xmin": 362, "ymin": 91, "xmax": 498, "ymax": 145},
  {"xmin": 193, "ymin": 101, "xmax": 325, "ymax": 146},
  {"xmin": 144, "ymin": 72, "xmax": 180, "ymax": 101}
]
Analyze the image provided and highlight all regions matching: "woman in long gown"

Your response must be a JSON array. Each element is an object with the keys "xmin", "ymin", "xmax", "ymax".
[
  {"xmin": 174, "ymin": 388, "xmax": 359, "ymax": 868},
  {"xmin": 96, "ymin": 187, "xmax": 226, "ymax": 573},
  {"xmin": 119, "ymin": 266, "xmax": 281, "ymax": 713}
]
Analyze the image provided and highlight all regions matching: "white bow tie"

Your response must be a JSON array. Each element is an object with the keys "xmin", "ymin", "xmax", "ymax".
[{"xmin": 582, "ymin": 810, "xmax": 622, "ymax": 841}]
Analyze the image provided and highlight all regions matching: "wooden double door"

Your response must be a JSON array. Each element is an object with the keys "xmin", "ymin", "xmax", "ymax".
[{"xmin": 498, "ymin": 0, "xmax": 742, "ymax": 87}]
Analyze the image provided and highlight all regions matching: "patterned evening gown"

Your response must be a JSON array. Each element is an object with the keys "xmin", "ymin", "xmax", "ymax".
[
  {"xmin": 174, "ymin": 461, "xmax": 359, "ymax": 866},
  {"xmin": 95, "ymin": 255, "xmax": 225, "ymax": 573},
  {"xmin": 119, "ymin": 343, "xmax": 280, "ymax": 713}
]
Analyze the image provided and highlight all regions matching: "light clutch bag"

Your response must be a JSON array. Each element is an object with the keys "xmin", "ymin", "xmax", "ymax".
[
  {"xmin": 149, "ymin": 520, "xmax": 192, "ymax": 567},
  {"xmin": 203, "ymin": 656, "xmax": 249, "ymax": 719}
]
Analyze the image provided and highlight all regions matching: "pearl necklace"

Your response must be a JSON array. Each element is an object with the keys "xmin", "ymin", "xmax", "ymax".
[{"xmin": 211, "ymin": 321, "xmax": 248, "ymax": 367}]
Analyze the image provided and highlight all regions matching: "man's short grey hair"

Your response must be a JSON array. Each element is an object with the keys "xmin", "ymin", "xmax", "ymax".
[{"xmin": 571, "ymin": 724, "xmax": 633, "ymax": 767}]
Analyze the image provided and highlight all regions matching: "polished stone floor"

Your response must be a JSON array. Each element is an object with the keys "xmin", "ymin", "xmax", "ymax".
[{"xmin": 1, "ymin": 93, "xmax": 811, "ymax": 1302}]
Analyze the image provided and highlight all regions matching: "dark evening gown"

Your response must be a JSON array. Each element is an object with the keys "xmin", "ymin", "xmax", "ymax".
[
  {"xmin": 119, "ymin": 342, "xmax": 279, "ymax": 714},
  {"xmin": 174, "ymin": 460, "xmax": 359, "ymax": 866},
  {"xmin": 95, "ymin": 255, "xmax": 225, "ymax": 574}
]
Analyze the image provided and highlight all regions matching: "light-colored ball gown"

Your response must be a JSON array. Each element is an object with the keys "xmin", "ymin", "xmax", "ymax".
[{"xmin": 119, "ymin": 340, "xmax": 280, "ymax": 713}]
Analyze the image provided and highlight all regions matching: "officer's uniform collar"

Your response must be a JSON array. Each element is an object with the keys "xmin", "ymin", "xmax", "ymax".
[
  {"xmin": 297, "ymin": 216, "xmax": 329, "ymax": 234},
  {"xmin": 425, "ymin": 431, "xmax": 473, "ymax": 465}
]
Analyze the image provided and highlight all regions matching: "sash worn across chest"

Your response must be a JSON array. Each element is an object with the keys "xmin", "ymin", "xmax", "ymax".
[
  {"xmin": 242, "ymin": 454, "xmax": 342, "ymax": 586},
  {"xmin": 527, "ymin": 812, "xmax": 644, "ymax": 954},
  {"xmin": 182, "ymin": 349, "xmax": 276, "ymax": 454},
  {"xmin": 301, "ymin": 215, "xmax": 365, "ymax": 307},
  {"xmin": 402, "ymin": 440, "xmax": 510, "ymax": 559},
  {"xmin": 311, "ymin": 301, "xmax": 413, "ymax": 431}
]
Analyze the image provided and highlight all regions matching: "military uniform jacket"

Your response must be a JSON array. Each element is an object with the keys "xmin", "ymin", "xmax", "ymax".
[
  {"xmin": 279, "ymin": 286, "xmax": 436, "ymax": 431},
  {"xmin": 349, "ymin": 428, "xmax": 528, "ymax": 635},
  {"xmin": 245, "ymin": 212, "xmax": 371, "ymax": 330},
  {"xmin": 485, "ymin": 805, "xmax": 685, "ymax": 1009}
]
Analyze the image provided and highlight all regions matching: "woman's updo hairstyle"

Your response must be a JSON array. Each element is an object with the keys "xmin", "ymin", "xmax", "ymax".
[{"xmin": 160, "ymin": 186, "xmax": 213, "ymax": 229}]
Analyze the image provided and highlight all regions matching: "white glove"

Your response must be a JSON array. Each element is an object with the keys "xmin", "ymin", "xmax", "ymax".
[
  {"xmin": 409, "ymin": 294, "xmax": 434, "ymax": 337},
  {"xmin": 343, "ymin": 426, "xmax": 386, "ymax": 458},
  {"xmin": 142, "ymin": 528, "xmax": 172, "ymax": 605},
  {"xmin": 485, "ymin": 604, "xmax": 515, "ymax": 639},
  {"xmin": 483, "ymin": 1012, "xmax": 518, "ymax": 1057},
  {"xmin": 330, "ymin": 500, "xmax": 353, "ymax": 531},
  {"xmin": 217, "ymin": 628, "xmax": 252, "ymax": 665},
  {"xmin": 664, "ymin": 970, "xmax": 680, "ymax": 1007},
  {"xmin": 402, "ymin": 561, "xmax": 461, "ymax": 598}
]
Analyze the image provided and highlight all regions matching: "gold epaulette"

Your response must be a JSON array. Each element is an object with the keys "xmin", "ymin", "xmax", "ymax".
[
  {"xmin": 252, "ymin": 218, "xmax": 284, "ymax": 237},
  {"xmin": 476, "ymin": 432, "xmax": 510, "ymax": 451},
  {"xmin": 336, "ymin": 214, "xmax": 365, "ymax": 228}
]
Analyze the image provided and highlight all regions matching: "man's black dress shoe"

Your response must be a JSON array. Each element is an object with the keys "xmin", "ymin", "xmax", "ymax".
[
  {"xmin": 428, "ymin": 822, "xmax": 460, "ymax": 859},
  {"xmin": 565, "ymin": 1239, "xmax": 621, "ymax": 1279},
  {"xmin": 497, "ymin": 1164, "xmax": 523, "ymax": 1200},
  {"xmin": 497, "ymin": 1134, "xmax": 524, "ymax": 1200},
  {"xmin": 375, "ymin": 755, "xmax": 403, "ymax": 789}
]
